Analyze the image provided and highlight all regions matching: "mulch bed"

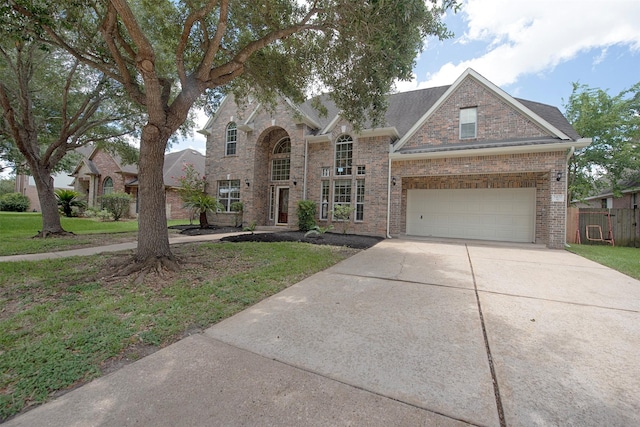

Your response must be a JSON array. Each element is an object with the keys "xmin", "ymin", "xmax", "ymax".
[{"xmin": 171, "ymin": 225, "xmax": 383, "ymax": 250}]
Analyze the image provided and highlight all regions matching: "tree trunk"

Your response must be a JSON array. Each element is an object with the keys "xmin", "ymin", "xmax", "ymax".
[
  {"xmin": 31, "ymin": 164, "xmax": 66, "ymax": 235},
  {"xmin": 199, "ymin": 211, "xmax": 208, "ymax": 228},
  {"xmin": 135, "ymin": 124, "xmax": 173, "ymax": 261}
]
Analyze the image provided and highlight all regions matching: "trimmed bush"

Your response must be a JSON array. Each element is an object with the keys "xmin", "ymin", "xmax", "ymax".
[
  {"xmin": 101, "ymin": 192, "xmax": 132, "ymax": 221},
  {"xmin": 0, "ymin": 192, "xmax": 30, "ymax": 212},
  {"xmin": 297, "ymin": 200, "xmax": 317, "ymax": 232}
]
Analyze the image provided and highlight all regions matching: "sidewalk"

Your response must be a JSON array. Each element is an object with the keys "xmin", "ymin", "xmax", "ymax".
[{"xmin": 0, "ymin": 231, "xmax": 257, "ymax": 262}]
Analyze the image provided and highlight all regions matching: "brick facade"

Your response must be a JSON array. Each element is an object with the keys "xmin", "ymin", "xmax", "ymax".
[{"xmin": 203, "ymin": 70, "xmax": 584, "ymax": 248}]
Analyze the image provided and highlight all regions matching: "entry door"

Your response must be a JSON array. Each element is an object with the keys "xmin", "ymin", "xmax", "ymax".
[{"xmin": 277, "ymin": 187, "xmax": 289, "ymax": 224}]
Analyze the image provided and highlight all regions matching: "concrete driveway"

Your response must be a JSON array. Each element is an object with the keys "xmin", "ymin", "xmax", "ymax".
[{"xmin": 6, "ymin": 239, "xmax": 640, "ymax": 426}]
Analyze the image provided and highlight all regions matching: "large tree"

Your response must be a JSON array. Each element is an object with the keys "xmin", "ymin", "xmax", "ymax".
[
  {"xmin": 6, "ymin": 0, "xmax": 457, "ymax": 268},
  {"xmin": 0, "ymin": 40, "xmax": 140, "ymax": 235},
  {"xmin": 565, "ymin": 82, "xmax": 640, "ymax": 203}
]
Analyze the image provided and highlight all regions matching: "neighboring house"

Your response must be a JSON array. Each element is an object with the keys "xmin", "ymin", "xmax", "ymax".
[
  {"xmin": 71, "ymin": 147, "xmax": 205, "ymax": 220},
  {"xmin": 200, "ymin": 68, "xmax": 590, "ymax": 248},
  {"xmin": 578, "ymin": 177, "xmax": 640, "ymax": 209},
  {"xmin": 14, "ymin": 145, "xmax": 93, "ymax": 212}
]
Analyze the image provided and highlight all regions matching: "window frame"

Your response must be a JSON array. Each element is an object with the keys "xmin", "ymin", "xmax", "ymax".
[
  {"xmin": 217, "ymin": 179, "xmax": 240, "ymax": 212},
  {"xmin": 355, "ymin": 179, "xmax": 365, "ymax": 222},
  {"xmin": 335, "ymin": 134, "xmax": 353, "ymax": 176},
  {"xmin": 271, "ymin": 137, "xmax": 291, "ymax": 181},
  {"xmin": 225, "ymin": 122, "xmax": 237, "ymax": 156},
  {"xmin": 459, "ymin": 107, "xmax": 477, "ymax": 139},
  {"xmin": 332, "ymin": 179, "xmax": 352, "ymax": 221},
  {"xmin": 320, "ymin": 180, "xmax": 330, "ymax": 220},
  {"xmin": 102, "ymin": 177, "xmax": 114, "ymax": 195}
]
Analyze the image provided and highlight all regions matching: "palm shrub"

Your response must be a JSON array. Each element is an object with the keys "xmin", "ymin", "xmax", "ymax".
[
  {"xmin": 297, "ymin": 200, "xmax": 317, "ymax": 232},
  {"xmin": 101, "ymin": 192, "xmax": 132, "ymax": 221},
  {"xmin": 55, "ymin": 189, "xmax": 86, "ymax": 217},
  {"xmin": 0, "ymin": 192, "xmax": 30, "ymax": 212},
  {"xmin": 230, "ymin": 201, "xmax": 244, "ymax": 227},
  {"xmin": 183, "ymin": 194, "xmax": 222, "ymax": 228}
]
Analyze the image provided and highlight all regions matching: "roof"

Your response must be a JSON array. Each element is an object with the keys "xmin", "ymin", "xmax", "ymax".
[
  {"xmin": 584, "ymin": 176, "xmax": 640, "ymax": 200},
  {"xmin": 162, "ymin": 149, "xmax": 206, "ymax": 188}
]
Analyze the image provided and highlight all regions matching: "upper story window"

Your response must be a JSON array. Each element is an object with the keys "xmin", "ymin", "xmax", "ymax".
[
  {"xmin": 103, "ymin": 177, "xmax": 113, "ymax": 195},
  {"xmin": 460, "ymin": 107, "xmax": 477, "ymax": 139},
  {"xmin": 335, "ymin": 134, "xmax": 353, "ymax": 176},
  {"xmin": 225, "ymin": 122, "xmax": 237, "ymax": 156},
  {"xmin": 271, "ymin": 137, "xmax": 291, "ymax": 181}
]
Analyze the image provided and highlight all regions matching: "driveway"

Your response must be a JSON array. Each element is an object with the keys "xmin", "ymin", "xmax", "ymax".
[{"xmin": 6, "ymin": 239, "xmax": 640, "ymax": 426}]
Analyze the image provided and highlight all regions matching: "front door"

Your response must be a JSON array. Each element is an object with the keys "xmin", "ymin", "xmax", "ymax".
[{"xmin": 277, "ymin": 187, "xmax": 289, "ymax": 224}]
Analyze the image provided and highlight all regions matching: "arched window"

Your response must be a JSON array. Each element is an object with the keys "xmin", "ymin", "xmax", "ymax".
[
  {"xmin": 335, "ymin": 134, "xmax": 353, "ymax": 176},
  {"xmin": 225, "ymin": 122, "xmax": 237, "ymax": 156},
  {"xmin": 271, "ymin": 137, "xmax": 291, "ymax": 181},
  {"xmin": 103, "ymin": 177, "xmax": 114, "ymax": 195}
]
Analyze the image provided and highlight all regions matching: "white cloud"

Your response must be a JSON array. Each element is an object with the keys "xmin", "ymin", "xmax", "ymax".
[{"xmin": 403, "ymin": 0, "xmax": 640, "ymax": 90}]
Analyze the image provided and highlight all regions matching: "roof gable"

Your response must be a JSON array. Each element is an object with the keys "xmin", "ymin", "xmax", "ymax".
[{"xmin": 392, "ymin": 68, "xmax": 573, "ymax": 153}]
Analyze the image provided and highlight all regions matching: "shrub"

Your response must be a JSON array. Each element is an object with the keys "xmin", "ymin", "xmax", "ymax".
[
  {"xmin": 0, "ymin": 192, "xmax": 30, "ymax": 212},
  {"xmin": 101, "ymin": 192, "xmax": 132, "ymax": 221},
  {"xmin": 230, "ymin": 201, "xmax": 244, "ymax": 227},
  {"xmin": 55, "ymin": 189, "xmax": 86, "ymax": 217},
  {"xmin": 183, "ymin": 194, "xmax": 222, "ymax": 228},
  {"xmin": 332, "ymin": 204, "xmax": 355, "ymax": 234},
  {"xmin": 297, "ymin": 200, "xmax": 317, "ymax": 232}
]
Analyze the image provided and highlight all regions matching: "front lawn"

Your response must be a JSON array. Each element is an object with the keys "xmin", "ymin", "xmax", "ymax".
[
  {"xmin": 0, "ymin": 212, "xmax": 186, "ymax": 256},
  {"xmin": 566, "ymin": 244, "xmax": 640, "ymax": 280},
  {"xmin": 0, "ymin": 241, "xmax": 358, "ymax": 421}
]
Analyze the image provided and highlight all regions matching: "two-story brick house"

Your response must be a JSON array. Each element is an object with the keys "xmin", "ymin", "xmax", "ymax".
[{"xmin": 200, "ymin": 69, "xmax": 590, "ymax": 248}]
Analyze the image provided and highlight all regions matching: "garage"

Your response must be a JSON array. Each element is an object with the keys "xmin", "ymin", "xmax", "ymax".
[{"xmin": 406, "ymin": 188, "xmax": 536, "ymax": 243}]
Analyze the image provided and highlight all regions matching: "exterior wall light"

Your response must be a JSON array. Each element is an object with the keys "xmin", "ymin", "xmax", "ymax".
[
  {"xmin": 556, "ymin": 172, "xmax": 562, "ymax": 181},
  {"xmin": 245, "ymin": 179, "xmax": 250, "ymax": 187},
  {"xmin": 391, "ymin": 176, "xmax": 397, "ymax": 186}
]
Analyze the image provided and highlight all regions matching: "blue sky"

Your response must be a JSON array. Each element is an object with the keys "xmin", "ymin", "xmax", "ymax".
[{"xmin": 176, "ymin": 0, "xmax": 640, "ymax": 154}]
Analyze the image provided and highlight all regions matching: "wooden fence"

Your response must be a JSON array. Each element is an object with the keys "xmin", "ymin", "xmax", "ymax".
[{"xmin": 567, "ymin": 207, "xmax": 640, "ymax": 247}]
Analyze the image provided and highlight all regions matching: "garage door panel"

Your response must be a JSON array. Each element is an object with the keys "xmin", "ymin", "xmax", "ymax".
[{"xmin": 406, "ymin": 188, "xmax": 535, "ymax": 243}]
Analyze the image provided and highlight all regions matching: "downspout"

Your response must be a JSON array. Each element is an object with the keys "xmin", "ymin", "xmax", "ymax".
[
  {"xmin": 386, "ymin": 156, "xmax": 392, "ymax": 239},
  {"xmin": 303, "ymin": 137, "xmax": 308, "ymax": 200},
  {"xmin": 564, "ymin": 146, "xmax": 575, "ymax": 247}
]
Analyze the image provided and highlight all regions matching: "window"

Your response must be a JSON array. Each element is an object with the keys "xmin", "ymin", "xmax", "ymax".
[
  {"xmin": 355, "ymin": 180, "xmax": 365, "ymax": 221},
  {"xmin": 460, "ymin": 107, "xmax": 477, "ymax": 139},
  {"xmin": 321, "ymin": 167, "xmax": 330, "ymax": 177},
  {"xmin": 269, "ymin": 186, "xmax": 275, "ymax": 220},
  {"xmin": 271, "ymin": 138, "xmax": 291, "ymax": 181},
  {"xmin": 217, "ymin": 180, "xmax": 240, "ymax": 212},
  {"xmin": 102, "ymin": 177, "xmax": 113, "ymax": 195},
  {"xmin": 333, "ymin": 179, "xmax": 352, "ymax": 208},
  {"xmin": 633, "ymin": 192, "xmax": 638, "ymax": 209},
  {"xmin": 335, "ymin": 134, "xmax": 353, "ymax": 175},
  {"xmin": 320, "ymin": 181, "xmax": 330, "ymax": 220},
  {"xmin": 357, "ymin": 165, "xmax": 366, "ymax": 175},
  {"xmin": 225, "ymin": 122, "xmax": 237, "ymax": 156}
]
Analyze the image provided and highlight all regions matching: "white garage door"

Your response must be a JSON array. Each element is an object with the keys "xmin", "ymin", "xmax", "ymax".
[{"xmin": 406, "ymin": 188, "xmax": 536, "ymax": 243}]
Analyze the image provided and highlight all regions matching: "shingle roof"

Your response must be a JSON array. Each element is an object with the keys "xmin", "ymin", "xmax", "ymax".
[
  {"xmin": 162, "ymin": 149, "xmax": 206, "ymax": 188},
  {"xmin": 516, "ymin": 98, "xmax": 581, "ymax": 140}
]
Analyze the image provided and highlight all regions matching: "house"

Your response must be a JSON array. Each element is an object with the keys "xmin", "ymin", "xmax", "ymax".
[
  {"xmin": 578, "ymin": 177, "xmax": 640, "ymax": 209},
  {"xmin": 71, "ymin": 147, "xmax": 205, "ymax": 220},
  {"xmin": 200, "ymin": 68, "xmax": 590, "ymax": 248}
]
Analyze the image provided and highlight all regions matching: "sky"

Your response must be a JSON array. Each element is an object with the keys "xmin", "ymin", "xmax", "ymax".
[{"xmin": 172, "ymin": 0, "xmax": 640, "ymax": 156}]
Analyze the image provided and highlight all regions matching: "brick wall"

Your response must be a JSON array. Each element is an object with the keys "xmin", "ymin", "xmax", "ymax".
[
  {"xmin": 390, "ymin": 151, "xmax": 567, "ymax": 248},
  {"xmin": 403, "ymin": 78, "xmax": 548, "ymax": 149}
]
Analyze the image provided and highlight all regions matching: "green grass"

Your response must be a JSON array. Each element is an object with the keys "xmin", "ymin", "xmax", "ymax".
[
  {"xmin": 566, "ymin": 244, "xmax": 640, "ymax": 280},
  {"xmin": 0, "ymin": 241, "xmax": 356, "ymax": 420},
  {"xmin": 0, "ymin": 212, "xmax": 187, "ymax": 256}
]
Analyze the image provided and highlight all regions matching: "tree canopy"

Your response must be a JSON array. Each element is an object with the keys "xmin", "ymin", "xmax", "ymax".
[
  {"xmin": 565, "ymin": 81, "xmax": 640, "ymax": 202},
  {"xmin": 5, "ymin": 0, "xmax": 458, "ymax": 268}
]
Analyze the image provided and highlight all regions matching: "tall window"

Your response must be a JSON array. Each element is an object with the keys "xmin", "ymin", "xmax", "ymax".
[
  {"xmin": 333, "ymin": 179, "xmax": 352, "ymax": 212},
  {"xmin": 320, "ymin": 181, "xmax": 330, "ymax": 220},
  {"xmin": 271, "ymin": 137, "xmax": 291, "ymax": 181},
  {"xmin": 335, "ymin": 134, "xmax": 353, "ymax": 176},
  {"xmin": 460, "ymin": 107, "xmax": 477, "ymax": 139},
  {"xmin": 102, "ymin": 177, "xmax": 113, "ymax": 195},
  {"xmin": 225, "ymin": 122, "xmax": 237, "ymax": 156},
  {"xmin": 217, "ymin": 180, "xmax": 240, "ymax": 212},
  {"xmin": 355, "ymin": 180, "xmax": 365, "ymax": 221}
]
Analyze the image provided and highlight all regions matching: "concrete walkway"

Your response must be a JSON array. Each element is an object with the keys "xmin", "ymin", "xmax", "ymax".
[{"xmin": 4, "ymin": 239, "xmax": 640, "ymax": 426}]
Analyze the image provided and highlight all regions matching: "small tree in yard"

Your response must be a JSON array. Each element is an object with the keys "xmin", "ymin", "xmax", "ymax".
[
  {"xmin": 183, "ymin": 194, "xmax": 221, "ymax": 229},
  {"xmin": 332, "ymin": 205, "xmax": 355, "ymax": 234},
  {"xmin": 55, "ymin": 189, "xmax": 86, "ymax": 217},
  {"xmin": 0, "ymin": 192, "xmax": 29, "ymax": 212},
  {"xmin": 101, "ymin": 192, "xmax": 132, "ymax": 221}
]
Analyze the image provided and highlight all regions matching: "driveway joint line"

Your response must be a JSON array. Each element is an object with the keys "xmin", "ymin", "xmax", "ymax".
[
  {"xmin": 466, "ymin": 244, "xmax": 506, "ymax": 427},
  {"xmin": 477, "ymin": 289, "xmax": 639, "ymax": 314},
  {"xmin": 327, "ymin": 271, "xmax": 475, "ymax": 293},
  {"xmin": 203, "ymin": 335, "xmax": 484, "ymax": 427}
]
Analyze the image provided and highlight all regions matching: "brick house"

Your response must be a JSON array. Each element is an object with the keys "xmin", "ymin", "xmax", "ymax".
[
  {"xmin": 71, "ymin": 147, "xmax": 205, "ymax": 220},
  {"xmin": 578, "ymin": 177, "xmax": 640, "ymax": 209},
  {"xmin": 200, "ymin": 68, "xmax": 590, "ymax": 248}
]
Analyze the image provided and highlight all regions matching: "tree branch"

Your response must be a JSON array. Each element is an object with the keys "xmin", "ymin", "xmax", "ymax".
[{"xmin": 177, "ymin": 0, "xmax": 220, "ymax": 86}]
